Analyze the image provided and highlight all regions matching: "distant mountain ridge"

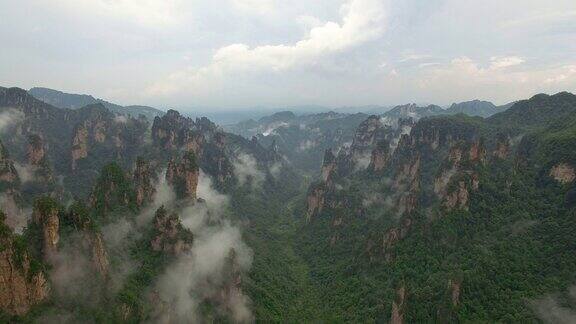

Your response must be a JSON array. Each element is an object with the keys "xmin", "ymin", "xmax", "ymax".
[
  {"xmin": 445, "ymin": 100, "xmax": 500, "ymax": 117},
  {"xmin": 382, "ymin": 103, "xmax": 445, "ymax": 119},
  {"xmin": 28, "ymin": 87, "xmax": 164, "ymax": 120}
]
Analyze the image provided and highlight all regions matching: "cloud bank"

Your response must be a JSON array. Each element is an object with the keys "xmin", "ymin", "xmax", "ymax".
[
  {"xmin": 1, "ymin": 0, "xmax": 575, "ymax": 108},
  {"xmin": 147, "ymin": 0, "xmax": 387, "ymax": 97},
  {"xmin": 152, "ymin": 171, "xmax": 254, "ymax": 322}
]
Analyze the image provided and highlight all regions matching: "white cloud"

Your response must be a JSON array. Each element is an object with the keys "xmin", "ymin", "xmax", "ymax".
[
  {"xmin": 1, "ymin": 0, "xmax": 575, "ymax": 108},
  {"xmin": 233, "ymin": 153, "xmax": 265, "ymax": 187},
  {"xmin": 490, "ymin": 56, "xmax": 525, "ymax": 69},
  {"xmin": 398, "ymin": 53, "xmax": 432, "ymax": 63},
  {"xmin": 147, "ymin": 0, "xmax": 387, "ymax": 96},
  {"xmin": 13, "ymin": 163, "xmax": 35, "ymax": 183},
  {"xmin": 0, "ymin": 194, "xmax": 30, "ymax": 234},
  {"xmin": 113, "ymin": 115, "xmax": 129, "ymax": 123},
  {"xmin": 0, "ymin": 109, "xmax": 24, "ymax": 133},
  {"xmin": 545, "ymin": 65, "xmax": 576, "ymax": 84},
  {"xmin": 395, "ymin": 57, "xmax": 576, "ymax": 104},
  {"xmin": 418, "ymin": 62, "xmax": 441, "ymax": 68},
  {"xmin": 530, "ymin": 286, "xmax": 576, "ymax": 324},
  {"xmin": 153, "ymin": 172, "xmax": 253, "ymax": 322}
]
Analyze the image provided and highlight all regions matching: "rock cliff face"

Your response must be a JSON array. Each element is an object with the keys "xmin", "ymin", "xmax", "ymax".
[
  {"xmin": 26, "ymin": 134, "xmax": 53, "ymax": 182},
  {"xmin": 87, "ymin": 232, "xmax": 110, "ymax": 277},
  {"xmin": 444, "ymin": 180, "xmax": 470, "ymax": 210},
  {"xmin": 166, "ymin": 152, "xmax": 199, "ymax": 200},
  {"xmin": 151, "ymin": 110, "xmax": 195, "ymax": 150},
  {"xmin": 0, "ymin": 140, "xmax": 20, "ymax": 186},
  {"xmin": 150, "ymin": 207, "xmax": 193, "ymax": 256},
  {"xmin": 32, "ymin": 198, "xmax": 60, "ymax": 261},
  {"xmin": 65, "ymin": 202, "xmax": 110, "ymax": 277},
  {"xmin": 448, "ymin": 279, "xmax": 461, "ymax": 307},
  {"xmin": 0, "ymin": 140, "xmax": 23, "ymax": 230},
  {"xmin": 493, "ymin": 134, "xmax": 511, "ymax": 159},
  {"xmin": 26, "ymin": 135, "xmax": 46, "ymax": 166},
  {"xmin": 349, "ymin": 116, "xmax": 387, "ymax": 165},
  {"xmin": 550, "ymin": 163, "xmax": 575, "ymax": 184},
  {"xmin": 1, "ymin": 88, "xmax": 149, "ymax": 192},
  {"xmin": 381, "ymin": 218, "xmax": 413, "ymax": 262},
  {"xmin": 369, "ymin": 139, "xmax": 391, "ymax": 172},
  {"xmin": 71, "ymin": 125, "xmax": 89, "ymax": 171},
  {"xmin": 310, "ymin": 115, "xmax": 488, "ymax": 261},
  {"xmin": 133, "ymin": 158, "xmax": 157, "ymax": 207},
  {"xmin": 434, "ymin": 141, "xmax": 485, "ymax": 211},
  {"xmin": 151, "ymin": 110, "xmax": 233, "ymax": 185},
  {"xmin": 205, "ymin": 132, "xmax": 234, "ymax": 184},
  {"xmin": 69, "ymin": 105, "xmax": 148, "ymax": 172},
  {"xmin": 390, "ymin": 286, "xmax": 406, "ymax": 324},
  {"xmin": 320, "ymin": 149, "xmax": 337, "ymax": 182},
  {"xmin": 0, "ymin": 213, "xmax": 49, "ymax": 315},
  {"xmin": 306, "ymin": 184, "xmax": 327, "ymax": 222}
]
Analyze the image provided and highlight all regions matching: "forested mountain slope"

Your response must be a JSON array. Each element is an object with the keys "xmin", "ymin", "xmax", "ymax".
[
  {"xmin": 1, "ymin": 88, "xmax": 575, "ymax": 323},
  {"xmin": 28, "ymin": 87, "xmax": 164, "ymax": 121},
  {"xmin": 299, "ymin": 91, "xmax": 576, "ymax": 322}
]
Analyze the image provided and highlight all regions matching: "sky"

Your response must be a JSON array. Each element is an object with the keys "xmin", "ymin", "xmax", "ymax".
[{"xmin": 0, "ymin": 0, "xmax": 575, "ymax": 111}]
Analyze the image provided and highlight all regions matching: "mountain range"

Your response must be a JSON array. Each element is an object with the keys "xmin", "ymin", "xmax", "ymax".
[
  {"xmin": 1, "ymin": 86, "xmax": 575, "ymax": 323},
  {"xmin": 28, "ymin": 87, "xmax": 165, "ymax": 120}
]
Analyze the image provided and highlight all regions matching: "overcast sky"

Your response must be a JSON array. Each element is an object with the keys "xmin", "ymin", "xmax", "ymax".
[{"xmin": 1, "ymin": 0, "xmax": 575, "ymax": 110}]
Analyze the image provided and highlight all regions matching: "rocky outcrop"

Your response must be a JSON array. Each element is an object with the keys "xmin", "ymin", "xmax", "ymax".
[
  {"xmin": 446, "ymin": 140, "xmax": 486, "ymax": 167},
  {"xmin": 448, "ymin": 279, "xmax": 461, "ymax": 307},
  {"xmin": 150, "ymin": 207, "xmax": 193, "ymax": 256},
  {"xmin": 550, "ymin": 163, "xmax": 575, "ymax": 184},
  {"xmin": 390, "ymin": 286, "xmax": 406, "ymax": 324},
  {"xmin": 0, "ymin": 141, "xmax": 23, "ymax": 230},
  {"xmin": 369, "ymin": 139, "xmax": 391, "ymax": 172},
  {"xmin": 381, "ymin": 218, "xmax": 413, "ymax": 262},
  {"xmin": 320, "ymin": 149, "xmax": 336, "ymax": 182},
  {"xmin": 87, "ymin": 232, "xmax": 110, "ymax": 277},
  {"xmin": 182, "ymin": 130, "xmax": 204, "ymax": 155},
  {"xmin": 151, "ymin": 110, "xmax": 195, "ymax": 149},
  {"xmin": 133, "ymin": 158, "xmax": 157, "ymax": 207},
  {"xmin": 306, "ymin": 184, "xmax": 327, "ymax": 222},
  {"xmin": 151, "ymin": 109, "xmax": 238, "ymax": 185},
  {"xmin": 0, "ymin": 140, "xmax": 20, "ymax": 185},
  {"xmin": 2, "ymin": 89, "xmax": 154, "ymax": 173},
  {"xmin": 71, "ymin": 124, "xmax": 89, "ymax": 171},
  {"xmin": 393, "ymin": 154, "xmax": 421, "ymax": 215},
  {"xmin": 65, "ymin": 203, "xmax": 110, "ymax": 277},
  {"xmin": 93, "ymin": 120, "xmax": 107, "ymax": 143},
  {"xmin": 468, "ymin": 140, "xmax": 486, "ymax": 163},
  {"xmin": 0, "ymin": 213, "xmax": 49, "ymax": 315},
  {"xmin": 166, "ymin": 152, "xmax": 199, "ymax": 200},
  {"xmin": 205, "ymin": 132, "xmax": 234, "ymax": 184},
  {"xmin": 397, "ymin": 190, "xmax": 419, "ymax": 216},
  {"xmin": 394, "ymin": 155, "xmax": 420, "ymax": 190},
  {"xmin": 349, "ymin": 115, "xmax": 387, "ymax": 169},
  {"xmin": 493, "ymin": 134, "xmax": 510, "ymax": 159},
  {"xmin": 32, "ymin": 197, "xmax": 60, "ymax": 261},
  {"xmin": 434, "ymin": 141, "xmax": 484, "ymax": 208},
  {"xmin": 26, "ymin": 134, "xmax": 53, "ymax": 182},
  {"xmin": 26, "ymin": 134, "xmax": 46, "ymax": 166},
  {"xmin": 68, "ymin": 105, "xmax": 149, "ymax": 172},
  {"xmin": 444, "ymin": 181, "xmax": 470, "ymax": 210}
]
